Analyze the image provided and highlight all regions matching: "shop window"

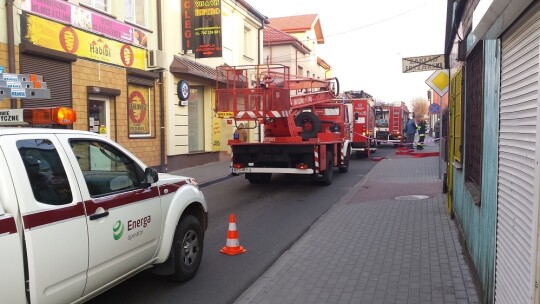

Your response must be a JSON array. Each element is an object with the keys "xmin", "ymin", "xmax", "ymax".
[
  {"xmin": 79, "ymin": 0, "xmax": 109, "ymax": 13},
  {"xmin": 464, "ymin": 42, "xmax": 484, "ymax": 189},
  {"xmin": 127, "ymin": 84, "xmax": 153, "ymax": 138},
  {"xmin": 188, "ymin": 86, "xmax": 204, "ymax": 152},
  {"xmin": 125, "ymin": 0, "xmax": 147, "ymax": 28}
]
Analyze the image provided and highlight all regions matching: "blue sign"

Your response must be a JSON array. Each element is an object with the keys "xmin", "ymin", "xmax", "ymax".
[{"xmin": 429, "ymin": 103, "xmax": 440, "ymax": 114}]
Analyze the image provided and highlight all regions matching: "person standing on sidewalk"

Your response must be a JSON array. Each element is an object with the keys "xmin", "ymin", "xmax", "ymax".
[
  {"xmin": 405, "ymin": 118, "xmax": 417, "ymax": 149},
  {"xmin": 417, "ymin": 119, "xmax": 427, "ymax": 150}
]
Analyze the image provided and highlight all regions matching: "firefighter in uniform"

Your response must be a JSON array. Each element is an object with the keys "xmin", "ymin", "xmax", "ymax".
[{"xmin": 417, "ymin": 119, "xmax": 427, "ymax": 150}]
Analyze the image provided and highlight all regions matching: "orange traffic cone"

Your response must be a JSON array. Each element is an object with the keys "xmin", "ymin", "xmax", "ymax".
[{"xmin": 220, "ymin": 214, "xmax": 247, "ymax": 255}]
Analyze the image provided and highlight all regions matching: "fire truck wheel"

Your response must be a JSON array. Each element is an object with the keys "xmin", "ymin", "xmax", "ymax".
[
  {"xmin": 339, "ymin": 146, "xmax": 350, "ymax": 173},
  {"xmin": 320, "ymin": 151, "xmax": 334, "ymax": 185},
  {"xmin": 246, "ymin": 173, "xmax": 272, "ymax": 184},
  {"xmin": 171, "ymin": 215, "xmax": 204, "ymax": 282},
  {"xmin": 295, "ymin": 112, "xmax": 321, "ymax": 139}
]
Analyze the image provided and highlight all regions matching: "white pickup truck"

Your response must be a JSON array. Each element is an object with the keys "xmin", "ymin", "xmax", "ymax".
[{"xmin": 0, "ymin": 107, "xmax": 208, "ymax": 304}]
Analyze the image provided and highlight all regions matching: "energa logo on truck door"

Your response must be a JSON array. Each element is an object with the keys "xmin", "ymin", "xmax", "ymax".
[
  {"xmin": 113, "ymin": 221, "xmax": 125, "ymax": 240},
  {"xmin": 113, "ymin": 216, "xmax": 152, "ymax": 240}
]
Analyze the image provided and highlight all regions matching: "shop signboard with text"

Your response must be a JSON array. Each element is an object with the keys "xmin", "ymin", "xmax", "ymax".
[
  {"xmin": 181, "ymin": 0, "xmax": 222, "ymax": 58},
  {"xmin": 22, "ymin": 14, "xmax": 146, "ymax": 69},
  {"xmin": 20, "ymin": 0, "xmax": 148, "ymax": 47}
]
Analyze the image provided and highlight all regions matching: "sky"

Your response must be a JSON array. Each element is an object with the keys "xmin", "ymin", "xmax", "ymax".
[{"xmin": 245, "ymin": 0, "xmax": 448, "ymax": 105}]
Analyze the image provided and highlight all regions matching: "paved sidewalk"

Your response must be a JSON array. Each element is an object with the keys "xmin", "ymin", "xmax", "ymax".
[{"xmin": 233, "ymin": 146, "xmax": 480, "ymax": 304}]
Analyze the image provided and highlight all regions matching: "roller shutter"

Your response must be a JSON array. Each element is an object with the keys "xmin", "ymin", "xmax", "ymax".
[
  {"xmin": 496, "ymin": 7, "xmax": 540, "ymax": 304},
  {"xmin": 20, "ymin": 54, "xmax": 72, "ymax": 108}
]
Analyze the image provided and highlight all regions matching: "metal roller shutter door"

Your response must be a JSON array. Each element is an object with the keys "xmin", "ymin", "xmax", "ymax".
[
  {"xmin": 20, "ymin": 54, "xmax": 72, "ymax": 108},
  {"xmin": 496, "ymin": 7, "xmax": 540, "ymax": 304}
]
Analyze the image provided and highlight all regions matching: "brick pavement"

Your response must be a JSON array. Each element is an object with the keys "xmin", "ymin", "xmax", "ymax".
[{"xmin": 234, "ymin": 155, "xmax": 481, "ymax": 304}]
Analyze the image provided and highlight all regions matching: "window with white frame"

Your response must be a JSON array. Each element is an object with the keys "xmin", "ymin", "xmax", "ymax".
[
  {"xmin": 244, "ymin": 26, "xmax": 252, "ymax": 58},
  {"xmin": 79, "ymin": 0, "xmax": 109, "ymax": 13},
  {"xmin": 125, "ymin": 0, "xmax": 147, "ymax": 27}
]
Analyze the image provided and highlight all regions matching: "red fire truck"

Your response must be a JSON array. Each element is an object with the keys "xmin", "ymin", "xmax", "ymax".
[
  {"xmin": 215, "ymin": 64, "xmax": 350, "ymax": 185},
  {"xmin": 374, "ymin": 101, "xmax": 410, "ymax": 147},
  {"xmin": 343, "ymin": 91, "xmax": 377, "ymax": 157}
]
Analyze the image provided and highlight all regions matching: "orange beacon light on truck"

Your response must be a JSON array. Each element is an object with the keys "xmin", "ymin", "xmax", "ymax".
[{"xmin": 0, "ymin": 107, "xmax": 77, "ymax": 126}]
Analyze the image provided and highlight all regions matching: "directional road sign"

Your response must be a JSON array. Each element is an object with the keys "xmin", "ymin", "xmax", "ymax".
[{"xmin": 402, "ymin": 54, "xmax": 445, "ymax": 73}]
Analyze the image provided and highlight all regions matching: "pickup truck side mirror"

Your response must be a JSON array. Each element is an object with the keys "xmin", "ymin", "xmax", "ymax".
[{"xmin": 142, "ymin": 167, "xmax": 159, "ymax": 188}]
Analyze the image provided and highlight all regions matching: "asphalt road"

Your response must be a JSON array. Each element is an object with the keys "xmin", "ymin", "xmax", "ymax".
[{"xmin": 87, "ymin": 147, "xmax": 396, "ymax": 304}]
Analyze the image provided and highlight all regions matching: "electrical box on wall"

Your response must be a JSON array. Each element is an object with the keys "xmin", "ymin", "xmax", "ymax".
[{"xmin": 147, "ymin": 49, "xmax": 167, "ymax": 70}]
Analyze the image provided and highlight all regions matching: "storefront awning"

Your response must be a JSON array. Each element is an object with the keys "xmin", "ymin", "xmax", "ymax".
[{"xmin": 169, "ymin": 56, "xmax": 225, "ymax": 83}]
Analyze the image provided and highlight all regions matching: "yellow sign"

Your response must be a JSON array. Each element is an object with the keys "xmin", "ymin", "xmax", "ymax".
[
  {"xmin": 425, "ymin": 70, "xmax": 449, "ymax": 97},
  {"xmin": 217, "ymin": 111, "xmax": 233, "ymax": 118},
  {"xmin": 212, "ymin": 117, "xmax": 221, "ymax": 152},
  {"xmin": 24, "ymin": 14, "xmax": 146, "ymax": 69}
]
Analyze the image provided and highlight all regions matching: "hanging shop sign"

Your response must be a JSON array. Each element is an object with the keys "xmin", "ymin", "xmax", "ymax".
[
  {"xmin": 181, "ymin": 0, "xmax": 222, "ymax": 58},
  {"xmin": 402, "ymin": 54, "xmax": 445, "ymax": 73},
  {"xmin": 22, "ymin": 14, "xmax": 146, "ymax": 69}
]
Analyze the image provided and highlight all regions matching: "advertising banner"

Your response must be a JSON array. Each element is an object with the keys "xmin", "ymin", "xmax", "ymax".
[
  {"xmin": 182, "ymin": 0, "xmax": 222, "ymax": 58},
  {"xmin": 22, "ymin": 14, "xmax": 146, "ymax": 69},
  {"xmin": 20, "ymin": 0, "xmax": 148, "ymax": 47},
  {"xmin": 128, "ymin": 84, "xmax": 151, "ymax": 136}
]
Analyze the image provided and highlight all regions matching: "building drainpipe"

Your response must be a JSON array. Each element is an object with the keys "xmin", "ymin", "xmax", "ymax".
[
  {"xmin": 157, "ymin": 0, "xmax": 166, "ymax": 172},
  {"xmin": 6, "ymin": 0, "xmax": 17, "ymax": 108},
  {"xmin": 257, "ymin": 19, "xmax": 264, "ymax": 143},
  {"xmin": 257, "ymin": 20, "xmax": 263, "ymax": 65}
]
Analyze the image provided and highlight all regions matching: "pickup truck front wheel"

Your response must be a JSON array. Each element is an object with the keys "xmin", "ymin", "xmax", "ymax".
[{"xmin": 171, "ymin": 215, "xmax": 204, "ymax": 282}]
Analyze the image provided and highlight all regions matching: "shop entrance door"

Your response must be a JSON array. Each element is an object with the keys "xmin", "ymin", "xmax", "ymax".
[{"xmin": 88, "ymin": 97, "xmax": 111, "ymax": 170}]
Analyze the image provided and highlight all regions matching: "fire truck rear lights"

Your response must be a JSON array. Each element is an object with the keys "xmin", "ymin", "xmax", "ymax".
[
  {"xmin": 0, "ymin": 107, "xmax": 76, "ymax": 126},
  {"xmin": 233, "ymin": 163, "xmax": 245, "ymax": 169},
  {"xmin": 296, "ymin": 163, "xmax": 309, "ymax": 170}
]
